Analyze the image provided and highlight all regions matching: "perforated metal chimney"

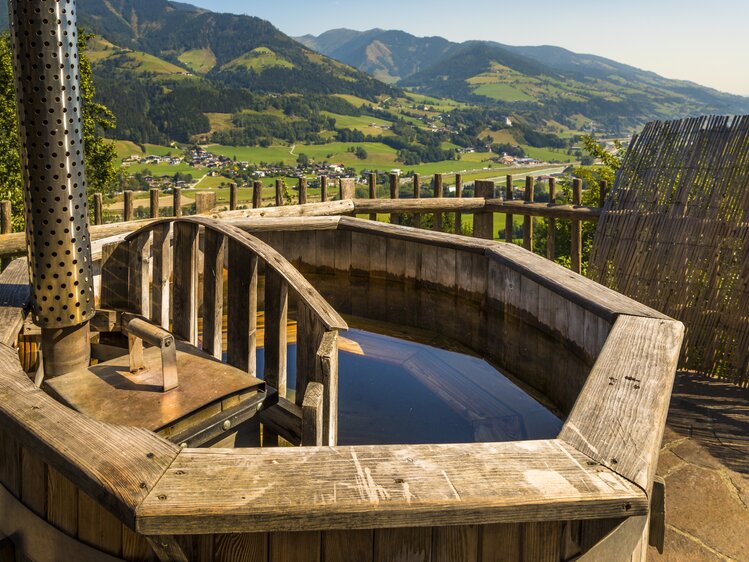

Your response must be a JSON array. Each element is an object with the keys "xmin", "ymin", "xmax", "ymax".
[{"xmin": 9, "ymin": 0, "xmax": 94, "ymax": 376}]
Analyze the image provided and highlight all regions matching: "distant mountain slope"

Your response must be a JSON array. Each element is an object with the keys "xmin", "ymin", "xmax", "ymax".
[
  {"xmin": 299, "ymin": 28, "xmax": 749, "ymax": 130},
  {"xmin": 75, "ymin": 0, "xmax": 394, "ymax": 99},
  {"xmin": 298, "ymin": 29, "xmax": 456, "ymax": 83}
]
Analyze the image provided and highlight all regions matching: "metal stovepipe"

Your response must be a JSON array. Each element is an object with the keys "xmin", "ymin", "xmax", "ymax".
[{"xmin": 9, "ymin": 0, "xmax": 94, "ymax": 376}]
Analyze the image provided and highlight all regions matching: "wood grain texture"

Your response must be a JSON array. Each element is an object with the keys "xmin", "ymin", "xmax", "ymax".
[
  {"xmin": 100, "ymin": 242, "xmax": 130, "ymax": 311},
  {"xmin": 433, "ymin": 525, "xmax": 478, "ymax": 562},
  {"xmin": 301, "ymin": 382, "xmax": 323, "ymax": 447},
  {"xmin": 324, "ymin": 530, "xmax": 373, "ymax": 562},
  {"xmin": 151, "ymin": 223, "xmax": 171, "ymax": 329},
  {"xmin": 317, "ymin": 331, "xmax": 338, "ymax": 446},
  {"xmin": 0, "ymin": 343, "xmax": 179, "ymax": 527},
  {"xmin": 375, "ymin": 527, "xmax": 431, "ymax": 562},
  {"xmin": 125, "ymin": 218, "xmax": 346, "ymax": 331},
  {"xmin": 264, "ymin": 269, "xmax": 288, "ymax": 398},
  {"xmin": 560, "ymin": 315, "xmax": 684, "ymax": 490},
  {"xmin": 484, "ymin": 245, "xmax": 668, "ymax": 322},
  {"xmin": 227, "ymin": 239, "xmax": 258, "ymax": 374},
  {"xmin": 128, "ymin": 232, "xmax": 151, "ymax": 317},
  {"xmin": 270, "ymin": 532, "xmax": 320, "ymax": 562},
  {"xmin": 202, "ymin": 229, "xmax": 225, "ymax": 360},
  {"xmin": 78, "ymin": 491, "xmax": 123, "ymax": 556},
  {"xmin": 173, "ymin": 222, "xmax": 199, "ymax": 344},
  {"xmin": 480, "ymin": 523, "xmax": 520, "ymax": 562},
  {"xmin": 136, "ymin": 440, "xmax": 646, "ymax": 534},
  {"xmin": 215, "ymin": 533, "xmax": 268, "ymax": 562}
]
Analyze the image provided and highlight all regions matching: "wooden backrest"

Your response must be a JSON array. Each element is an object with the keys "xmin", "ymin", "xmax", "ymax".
[{"xmin": 590, "ymin": 115, "xmax": 749, "ymax": 384}]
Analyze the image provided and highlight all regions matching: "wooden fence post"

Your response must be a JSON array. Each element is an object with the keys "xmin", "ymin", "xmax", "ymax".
[
  {"xmin": 173, "ymin": 187, "xmax": 182, "ymax": 217},
  {"xmin": 298, "ymin": 177, "xmax": 307, "ymax": 205},
  {"xmin": 275, "ymin": 179, "xmax": 284, "ymax": 206},
  {"xmin": 433, "ymin": 173, "xmax": 444, "ymax": 232},
  {"xmin": 455, "ymin": 173, "xmax": 463, "ymax": 235},
  {"xmin": 547, "ymin": 177, "xmax": 557, "ymax": 261},
  {"xmin": 123, "ymin": 190, "xmax": 134, "ymax": 222},
  {"xmin": 301, "ymin": 382, "xmax": 324, "ymax": 447},
  {"xmin": 390, "ymin": 173, "xmax": 401, "ymax": 225},
  {"xmin": 473, "ymin": 180, "xmax": 495, "ymax": 239},
  {"xmin": 150, "ymin": 188, "xmax": 160, "ymax": 219},
  {"xmin": 599, "ymin": 180, "xmax": 608, "ymax": 208},
  {"xmin": 413, "ymin": 173, "xmax": 421, "ymax": 229},
  {"xmin": 571, "ymin": 178, "xmax": 583, "ymax": 274},
  {"xmin": 252, "ymin": 181, "xmax": 262, "ymax": 209},
  {"xmin": 93, "ymin": 194, "xmax": 102, "ymax": 226},
  {"xmin": 523, "ymin": 176, "xmax": 535, "ymax": 251},
  {"xmin": 368, "ymin": 172, "xmax": 377, "ymax": 221},
  {"xmin": 505, "ymin": 175, "xmax": 514, "ymax": 243},
  {"xmin": 230, "ymin": 182, "xmax": 238, "ymax": 211},
  {"xmin": 195, "ymin": 192, "xmax": 216, "ymax": 215},
  {"xmin": 340, "ymin": 178, "xmax": 355, "ymax": 200},
  {"xmin": 320, "ymin": 176, "xmax": 328, "ymax": 203}
]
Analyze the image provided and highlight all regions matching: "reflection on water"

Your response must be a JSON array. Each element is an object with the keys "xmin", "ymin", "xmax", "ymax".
[
  {"xmin": 206, "ymin": 270, "xmax": 578, "ymax": 446},
  {"xmin": 256, "ymin": 327, "xmax": 562, "ymax": 446}
]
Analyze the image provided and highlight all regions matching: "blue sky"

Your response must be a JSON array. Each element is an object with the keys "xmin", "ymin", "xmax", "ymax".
[{"xmin": 187, "ymin": 0, "xmax": 749, "ymax": 96}]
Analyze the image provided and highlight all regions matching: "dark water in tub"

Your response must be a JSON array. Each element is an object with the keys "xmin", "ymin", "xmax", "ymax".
[{"xmin": 210, "ymin": 272, "xmax": 571, "ymax": 445}]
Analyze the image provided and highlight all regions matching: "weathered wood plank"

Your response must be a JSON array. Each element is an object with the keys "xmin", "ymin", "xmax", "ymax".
[
  {"xmin": 78, "ymin": 491, "xmax": 123, "ymax": 556},
  {"xmin": 317, "ymin": 331, "xmax": 338, "ymax": 446},
  {"xmin": 301, "ymin": 382, "xmax": 323, "ymax": 447},
  {"xmin": 270, "ymin": 532, "xmax": 320, "ymax": 562},
  {"xmin": 227, "ymin": 239, "xmax": 258, "ymax": 374},
  {"xmin": 100, "ymin": 242, "xmax": 129, "ymax": 311},
  {"xmin": 433, "ymin": 525, "xmax": 478, "ymax": 562},
  {"xmin": 0, "ymin": 343, "xmax": 179, "ymax": 527},
  {"xmin": 324, "ymin": 530, "xmax": 373, "ymax": 562},
  {"xmin": 173, "ymin": 222, "xmax": 199, "ymax": 344},
  {"xmin": 473, "ymin": 181, "xmax": 495, "ymax": 240},
  {"xmin": 374, "ymin": 527, "xmax": 431, "ymax": 562},
  {"xmin": 137, "ymin": 439, "xmax": 646, "ymax": 534},
  {"xmin": 264, "ymin": 269, "xmax": 288, "ymax": 398},
  {"xmin": 151, "ymin": 223, "xmax": 171, "ymax": 329},
  {"xmin": 560, "ymin": 315, "xmax": 684, "ymax": 490},
  {"xmin": 202, "ymin": 229, "xmax": 225, "ymax": 360},
  {"xmin": 215, "ymin": 533, "xmax": 268, "ymax": 562},
  {"xmin": 481, "ymin": 523, "xmax": 521, "ymax": 562}
]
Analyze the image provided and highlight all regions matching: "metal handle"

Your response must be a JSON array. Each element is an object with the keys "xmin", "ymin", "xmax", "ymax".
[{"xmin": 121, "ymin": 313, "xmax": 178, "ymax": 392}]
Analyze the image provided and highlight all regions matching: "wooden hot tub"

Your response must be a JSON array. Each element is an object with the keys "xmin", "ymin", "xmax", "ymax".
[{"xmin": 0, "ymin": 215, "xmax": 683, "ymax": 562}]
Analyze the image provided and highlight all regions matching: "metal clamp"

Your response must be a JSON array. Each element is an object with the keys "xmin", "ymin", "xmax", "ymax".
[{"xmin": 121, "ymin": 313, "xmax": 178, "ymax": 392}]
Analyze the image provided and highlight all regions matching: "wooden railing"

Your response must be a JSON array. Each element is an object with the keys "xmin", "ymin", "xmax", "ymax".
[
  {"xmin": 101, "ymin": 216, "xmax": 347, "ymax": 447},
  {"xmin": 0, "ymin": 174, "xmax": 604, "ymax": 276}
]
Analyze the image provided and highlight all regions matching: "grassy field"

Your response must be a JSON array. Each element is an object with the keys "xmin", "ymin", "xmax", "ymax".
[
  {"xmin": 473, "ymin": 83, "xmax": 534, "ymax": 102},
  {"xmin": 178, "ymin": 48, "xmax": 216, "ymax": 74},
  {"xmin": 321, "ymin": 112, "xmax": 393, "ymax": 136},
  {"xmin": 222, "ymin": 48, "xmax": 294, "ymax": 72},
  {"xmin": 522, "ymin": 145, "xmax": 575, "ymax": 163},
  {"xmin": 205, "ymin": 113, "xmax": 236, "ymax": 134},
  {"xmin": 125, "ymin": 162, "xmax": 197, "ymax": 176},
  {"xmin": 332, "ymin": 94, "xmax": 374, "ymax": 108},
  {"xmin": 113, "ymin": 141, "xmax": 183, "ymax": 161}
]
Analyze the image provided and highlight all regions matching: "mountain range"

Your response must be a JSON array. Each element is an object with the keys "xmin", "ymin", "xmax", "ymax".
[
  {"xmin": 298, "ymin": 29, "xmax": 749, "ymax": 129},
  {"xmin": 2, "ymin": 1, "xmax": 747, "ymax": 145}
]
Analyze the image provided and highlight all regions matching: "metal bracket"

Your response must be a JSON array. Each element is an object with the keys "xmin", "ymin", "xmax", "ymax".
[
  {"xmin": 168, "ymin": 387, "xmax": 277, "ymax": 448},
  {"xmin": 121, "ymin": 313, "xmax": 179, "ymax": 392}
]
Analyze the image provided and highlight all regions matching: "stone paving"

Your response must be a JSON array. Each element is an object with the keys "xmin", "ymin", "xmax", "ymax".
[{"xmin": 648, "ymin": 373, "xmax": 749, "ymax": 562}]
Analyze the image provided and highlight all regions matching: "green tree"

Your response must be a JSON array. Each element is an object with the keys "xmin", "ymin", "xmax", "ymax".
[
  {"xmin": 533, "ymin": 135, "xmax": 625, "ymax": 273},
  {"xmin": 0, "ymin": 32, "xmax": 118, "ymax": 229}
]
